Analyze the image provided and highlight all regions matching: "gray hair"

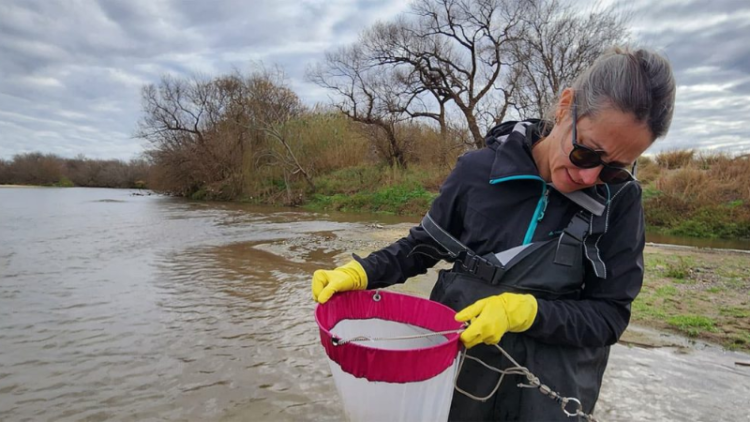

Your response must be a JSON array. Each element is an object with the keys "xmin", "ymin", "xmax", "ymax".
[{"xmin": 571, "ymin": 46, "xmax": 676, "ymax": 141}]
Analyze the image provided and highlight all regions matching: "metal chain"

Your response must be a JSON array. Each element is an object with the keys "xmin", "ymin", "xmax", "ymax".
[
  {"xmin": 461, "ymin": 344, "xmax": 600, "ymax": 422},
  {"xmin": 334, "ymin": 329, "xmax": 599, "ymax": 421}
]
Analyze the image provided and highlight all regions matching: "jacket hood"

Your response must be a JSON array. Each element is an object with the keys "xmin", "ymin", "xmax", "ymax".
[
  {"xmin": 485, "ymin": 119, "xmax": 549, "ymax": 181},
  {"xmin": 485, "ymin": 119, "xmax": 549, "ymax": 150}
]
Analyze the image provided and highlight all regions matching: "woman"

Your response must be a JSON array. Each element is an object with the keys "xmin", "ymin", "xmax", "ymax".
[{"xmin": 312, "ymin": 46, "xmax": 676, "ymax": 421}]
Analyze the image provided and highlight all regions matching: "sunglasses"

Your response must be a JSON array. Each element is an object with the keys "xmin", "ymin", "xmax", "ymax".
[{"xmin": 569, "ymin": 103, "xmax": 636, "ymax": 184}]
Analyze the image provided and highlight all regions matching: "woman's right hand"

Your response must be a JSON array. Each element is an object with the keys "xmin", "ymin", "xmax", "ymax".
[{"xmin": 311, "ymin": 260, "xmax": 368, "ymax": 304}]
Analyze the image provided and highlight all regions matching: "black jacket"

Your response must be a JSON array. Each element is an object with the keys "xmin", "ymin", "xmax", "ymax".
[{"xmin": 355, "ymin": 120, "xmax": 645, "ymax": 348}]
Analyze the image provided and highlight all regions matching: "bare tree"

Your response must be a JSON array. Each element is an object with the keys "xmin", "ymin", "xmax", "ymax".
[
  {"xmin": 312, "ymin": 0, "xmax": 628, "ymax": 152},
  {"xmin": 308, "ymin": 44, "xmax": 412, "ymax": 167},
  {"xmin": 360, "ymin": 22, "xmax": 454, "ymax": 137},
  {"xmin": 511, "ymin": 0, "xmax": 630, "ymax": 118},
  {"xmin": 138, "ymin": 69, "xmax": 316, "ymax": 199},
  {"xmin": 244, "ymin": 70, "xmax": 315, "ymax": 196},
  {"xmin": 137, "ymin": 74, "xmax": 247, "ymax": 196},
  {"xmin": 245, "ymin": 71, "xmax": 307, "ymax": 166},
  {"xmin": 137, "ymin": 73, "xmax": 261, "ymax": 197},
  {"xmin": 0, "ymin": 153, "xmax": 149, "ymax": 188},
  {"xmin": 0, "ymin": 159, "xmax": 7, "ymax": 184},
  {"xmin": 1, "ymin": 153, "xmax": 62, "ymax": 185},
  {"xmin": 360, "ymin": 0, "xmax": 529, "ymax": 149}
]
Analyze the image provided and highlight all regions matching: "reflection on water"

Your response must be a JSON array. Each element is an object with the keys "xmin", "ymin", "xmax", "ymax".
[{"xmin": 1, "ymin": 187, "xmax": 749, "ymax": 422}]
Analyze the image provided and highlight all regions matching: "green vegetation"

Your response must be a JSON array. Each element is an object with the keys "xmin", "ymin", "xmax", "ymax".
[
  {"xmin": 664, "ymin": 256, "xmax": 693, "ymax": 279},
  {"xmin": 666, "ymin": 315, "xmax": 717, "ymax": 337},
  {"xmin": 639, "ymin": 152, "xmax": 750, "ymax": 239},
  {"xmin": 52, "ymin": 176, "xmax": 75, "ymax": 187},
  {"xmin": 719, "ymin": 306, "xmax": 750, "ymax": 318},
  {"xmin": 303, "ymin": 164, "xmax": 444, "ymax": 215},
  {"xmin": 5, "ymin": 135, "xmax": 750, "ymax": 244},
  {"xmin": 308, "ymin": 183, "xmax": 437, "ymax": 215},
  {"xmin": 634, "ymin": 248, "xmax": 750, "ymax": 351}
]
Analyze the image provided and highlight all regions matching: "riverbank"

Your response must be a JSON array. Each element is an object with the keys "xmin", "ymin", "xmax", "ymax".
[
  {"xmin": 294, "ymin": 152, "xmax": 750, "ymax": 241},
  {"xmin": 633, "ymin": 244, "xmax": 750, "ymax": 351},
  {"xmin": 325, "ymin": 223, "xmax": 750, "ymax": 353}
]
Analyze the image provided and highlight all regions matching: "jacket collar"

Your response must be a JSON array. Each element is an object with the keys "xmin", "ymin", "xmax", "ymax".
[
  {"xmin": 486, "ymin": 119, "xmax": 547, "ymax": 182},
  {"xmin": 485, "ymin": 119, "xmax": 609, "ymax": 205}
]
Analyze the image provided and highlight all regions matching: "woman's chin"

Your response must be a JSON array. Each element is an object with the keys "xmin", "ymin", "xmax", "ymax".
[{"xmin": 552, "ymin": 170, "xmax": 583, "ymax": 193}]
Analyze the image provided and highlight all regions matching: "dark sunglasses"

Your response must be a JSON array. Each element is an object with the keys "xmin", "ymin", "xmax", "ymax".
[{"xmin": 569, "ymin": 103, "xmax": 636, "ymax": 184}]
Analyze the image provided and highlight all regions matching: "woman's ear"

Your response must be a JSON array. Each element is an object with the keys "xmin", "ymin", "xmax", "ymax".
[{"xmin": 556, "ymin": 88, "xmax": 574, "ymax": 123}]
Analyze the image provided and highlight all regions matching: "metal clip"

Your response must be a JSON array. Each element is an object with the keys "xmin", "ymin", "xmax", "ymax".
[{"xmin": 561, "ymin": 397, "xmax": 583, "ymax": 418}]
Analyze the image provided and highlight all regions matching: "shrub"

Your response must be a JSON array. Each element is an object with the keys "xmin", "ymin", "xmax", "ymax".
[
  {"xmin": 53, "ymin": 176, "xmax": 75, "ymax": 187},
  {"xmin": 643, "ymin": 151, "xmax": 750, "ymax": 238},
  {"xmin": 655, "ymin": 149, "xmax": 694, "ymax": 169},
  {"xmin": 635, "ymin": 156, "xmax": 661, "ymax": 183},
  {"xmin": 664, "ymin": 257, "xmax": 693, "ymax": 279}
]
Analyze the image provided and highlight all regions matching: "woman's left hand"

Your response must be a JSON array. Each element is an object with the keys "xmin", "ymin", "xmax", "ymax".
[{"xmin": 455, "ymin": 293, "xmax": 538, "ymax": 349}]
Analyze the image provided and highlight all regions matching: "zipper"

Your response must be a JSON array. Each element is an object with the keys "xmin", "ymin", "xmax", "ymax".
[
  {"xmin": 538, "ymin": 188, "xmax": 550, "ymax": 222},
  {"xmin": 523, "ymin": 183, "xmax": 548, "ymax": 245},
  {"xmin": 489, "ymin": 175, "xmax": 547, "ymax": 245}
]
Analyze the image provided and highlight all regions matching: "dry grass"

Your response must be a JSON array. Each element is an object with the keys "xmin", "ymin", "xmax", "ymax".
[
  {"xmin": 644, "ymin": 152, "xmax": 750, "ymax": 238},
  {"xmin": 655, "ymin": 149, "xmax": 695, "ymax": 169},
  {"xmin": 400, "ymin": 123, "xmax": 469, "ymax": 172},
  {"xmin": 242, "ymin": 113, "xmax": 369, "ymax": 204},
  {"xmin": 636, "ymin": 156, "xmax": 661, "ymax": 183}
]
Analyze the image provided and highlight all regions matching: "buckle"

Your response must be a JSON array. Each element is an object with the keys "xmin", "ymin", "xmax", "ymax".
[
  {"xmin": 460, "ymin": 254, "xmax": 497, "ymax": 282},
  {"xmin": 460, "ymin": 253, "xmax": 480, "ymax": 273},
  {"xmin": 562, "ymin": 212, "xmax": 590, "ymax": 242}
]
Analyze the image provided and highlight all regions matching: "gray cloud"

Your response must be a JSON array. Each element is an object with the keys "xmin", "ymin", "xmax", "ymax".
[
  {"xmin": 0, "ymin": 0, "xmax": 408, "ymax": 159},
  {"xmin": 622, "ymin": 0, "xmax": 750, "ymax": 154},
  {"xmin": 0, "ymin": 0, "xmax": 748, "ymax": 160}
]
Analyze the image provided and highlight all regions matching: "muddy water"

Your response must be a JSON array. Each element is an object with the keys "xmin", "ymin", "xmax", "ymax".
[
  {"xmin": 646, "ymin": 232, "xmax": 750, "ymax": 251},
  {"xmin": 1, "ymin": 187, "xmax": 748, "ymax": 422}
]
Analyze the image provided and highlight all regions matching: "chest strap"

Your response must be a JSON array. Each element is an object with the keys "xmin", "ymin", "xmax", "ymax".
[
  {"xmin": 419, "ymin": 213, "xmax": 469, "ymax": 260},
  {"xmin": 414, "ymin": 213, "xmax": 499, "ymax": 282},
  {"xmin": 412, "ymin": 208, "xmax": 600, "ymax": 284},
  {"xmin": 412, "ymin": 178, "xmax": 617, "ymax": 280}
]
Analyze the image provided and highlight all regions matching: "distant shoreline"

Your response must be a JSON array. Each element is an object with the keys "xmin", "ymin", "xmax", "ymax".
[{"xmin": 0, "ymin": 184, "xmax": 43, "ymax": 188}]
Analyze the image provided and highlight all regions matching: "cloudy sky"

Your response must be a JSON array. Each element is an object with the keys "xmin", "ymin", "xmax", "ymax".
[{"xmin": 1, "ymin": 0, "xmax": 749, "ymax": 160}]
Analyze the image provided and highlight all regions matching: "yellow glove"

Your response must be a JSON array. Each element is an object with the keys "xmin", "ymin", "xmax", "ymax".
[
  {"xmin": 455, "ymin": 293, "xmax": 538, "ymax": 349},
  {"xmin": 312, "ymin": 260, "xmax": 368, "ymax": 304}
]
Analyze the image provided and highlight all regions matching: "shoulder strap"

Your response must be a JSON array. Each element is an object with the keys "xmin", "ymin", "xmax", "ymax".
[
  {"xmin": 551, "ymin": 184, "xmax": 606, "ymax": 217},
  {"xmin": 580, "ymin": 181, "xmax": 639, "ymax": 278},
  {"xmin": 419, "ymin": 213, "xmax": 470, "ymax": 260}
]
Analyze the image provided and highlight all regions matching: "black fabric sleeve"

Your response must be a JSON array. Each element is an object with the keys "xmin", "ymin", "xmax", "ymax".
[
  {"xmin": 354, "ymin": 155, "xmax": 469, "ymax": 289},
  {"xmin": 524, "ymin": 182, "xmax": 645, "ymax": 347}
]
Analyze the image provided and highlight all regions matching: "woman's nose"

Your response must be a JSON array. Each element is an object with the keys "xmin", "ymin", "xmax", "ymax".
[{"xmin": 579, "ymin": 167, "xmax": 603, "ymax": 185}]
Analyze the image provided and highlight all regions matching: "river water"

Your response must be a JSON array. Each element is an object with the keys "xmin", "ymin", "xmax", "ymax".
[{"xmin": 1, "ymin": 187, "xmax": 748, "ymax": 422}]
